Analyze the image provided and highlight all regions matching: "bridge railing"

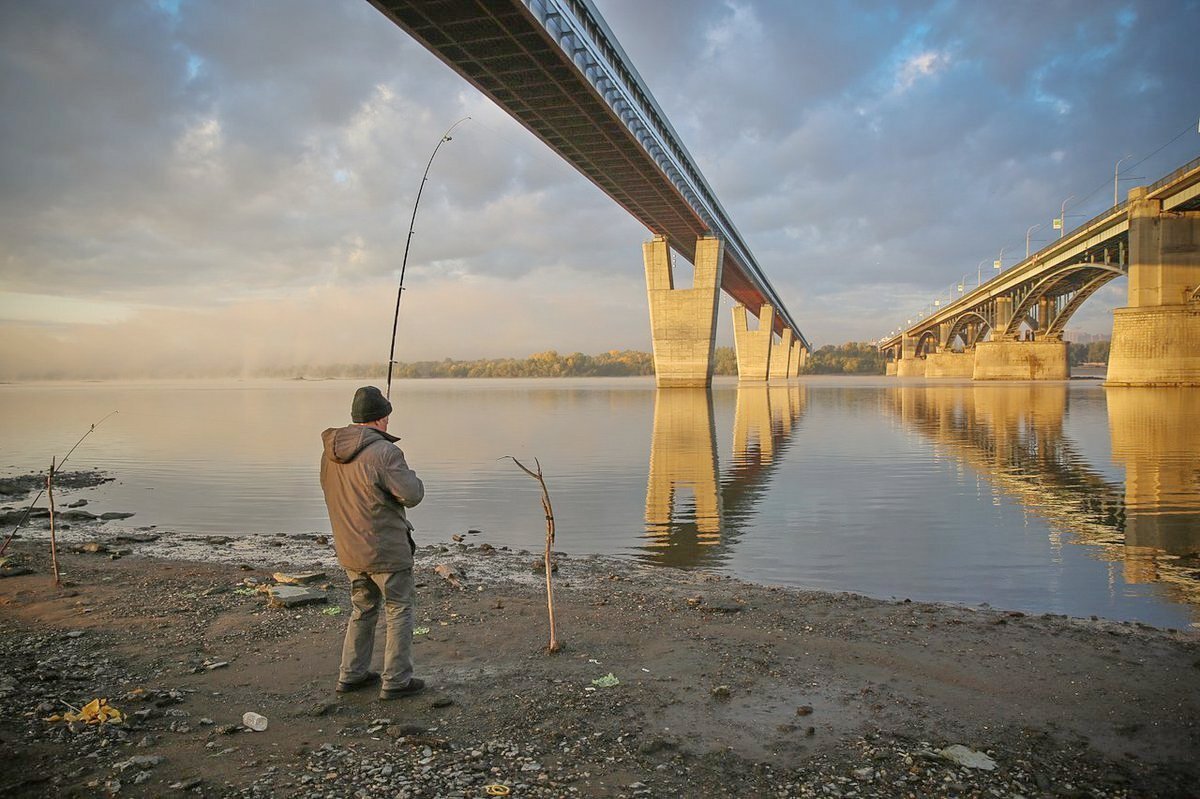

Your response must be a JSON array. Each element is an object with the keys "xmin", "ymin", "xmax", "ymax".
[
  {"xmin": 526, "ymin": 0, "xmax": 806, "ymax": 346},
  {"xmin": 1144, "ymin": 153, "xmax": 1200, "ymax": 196}
]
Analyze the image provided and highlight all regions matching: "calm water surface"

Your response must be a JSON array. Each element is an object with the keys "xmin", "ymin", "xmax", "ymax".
[{"xmin": 2, "ymin": 377, "xmax": 1198, "ymax": 628}]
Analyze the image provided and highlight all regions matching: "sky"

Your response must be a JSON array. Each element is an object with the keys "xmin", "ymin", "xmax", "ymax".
[{"xmin": 2, "ymin": 0, "xmax": 1199, "ymax": 378}]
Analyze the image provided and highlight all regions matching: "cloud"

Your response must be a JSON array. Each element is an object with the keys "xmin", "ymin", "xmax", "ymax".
[
  {"xmin": 895, "ymin": 50, "xmax": 949, "ymax": 92},
  {"xmin": 1, "ymin": 0, "xmax": 1198, "ymax": 374}
]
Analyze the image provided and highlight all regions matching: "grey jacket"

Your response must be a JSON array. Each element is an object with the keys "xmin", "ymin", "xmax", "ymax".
[{"xmin": 320, "ymin": 425, "xmax": 424, "ymax": 573}]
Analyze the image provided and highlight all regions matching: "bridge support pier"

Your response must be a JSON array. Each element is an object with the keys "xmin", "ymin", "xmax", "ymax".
[
  {"xmin": 733, "ymin": 303, "xmax": 774, "ymax": 381},
  {"xmin": 789, "ymin": 341, "xmax": 803, "ymax": 376},
  {"xmin": 1106, "ymin": 187, "xmax": 1200, "ymax": 386},
  {"xmin": 769, "ymin": 330, "xmax": 794, "ymax": 381},
  {"xmin": 972, "ymin": 339, "xmax": 1068, "ymax": 380},
  {"xmin": 644, "ymin": 235, "xmax": 723, "ymax": 388},
  {"xmin": 895, "ymin": 335, "xmax": 925, "ymax": 377},
  {"xmin": 925, "ymin": 350, "xmax": 974, "ymax": 378}
]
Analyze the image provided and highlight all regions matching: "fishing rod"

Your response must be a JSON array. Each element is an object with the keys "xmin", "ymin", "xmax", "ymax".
[
  {"xmin": 386, "ymin": 116, "xmax": 471, "ymax": 399},
  {"xmin": 0, "ymin": 410, "xmax": 118, "ymax": 557}
]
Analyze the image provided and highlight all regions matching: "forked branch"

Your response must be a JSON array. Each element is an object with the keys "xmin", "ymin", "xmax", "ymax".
[{"xmin": 505, "ymin": 455, "xmax": 560, "ymax": 653}]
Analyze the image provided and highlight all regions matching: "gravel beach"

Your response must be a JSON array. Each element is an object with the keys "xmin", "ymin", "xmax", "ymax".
[{"xmin": 1, "ymin": 493, "xmax": 1198, "ymax": 798}]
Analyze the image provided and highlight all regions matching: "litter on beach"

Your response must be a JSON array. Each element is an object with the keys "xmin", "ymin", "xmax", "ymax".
[{"xmin": 44, "ymin": 698, "xmax": 125, "ymax": 725}]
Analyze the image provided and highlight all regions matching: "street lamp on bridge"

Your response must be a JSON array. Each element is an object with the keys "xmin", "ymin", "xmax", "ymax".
[
  {"xmin": 977, "ymin": 259, "xmax": 989, "ymax": 286},
  {"xmin": 1055, "ymin": 195, "xmax": 1075, "ymax": 239},
  {"xmin": 1114, "ymin": 154, "xmax": 1134, "ymax": 206},
  {"xmin": 994, "ymin": 246, "xmax": 1006, "ymax": 273},
  {"xmin": 1025, "ymin": 224, "xmax": 1042, "ymax": 258}
]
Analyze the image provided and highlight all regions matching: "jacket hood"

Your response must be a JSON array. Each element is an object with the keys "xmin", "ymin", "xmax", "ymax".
[{"xmin": 321, "ymin": 425, "xmax": 399, "ymax": 464}]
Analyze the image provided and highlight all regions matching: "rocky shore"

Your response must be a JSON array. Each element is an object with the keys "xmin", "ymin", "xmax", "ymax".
[{"xmin": 1, "ymin": 485, "xmax": 1199, "ymax": 797}]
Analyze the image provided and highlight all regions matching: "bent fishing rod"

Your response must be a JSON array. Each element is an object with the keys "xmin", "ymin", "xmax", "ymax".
[{"xmin": 386, "ymin": 116, "xmax": 471, "ymax": 399}]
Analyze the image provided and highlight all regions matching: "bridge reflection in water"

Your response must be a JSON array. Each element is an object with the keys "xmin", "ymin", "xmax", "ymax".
[
  {"xmin": 641, "ymin": 384, "xmax": 807, "ymax": 568},
  {"xmin": 887, "ymin": 384, "xmax": 1200, "ymax": 614}
]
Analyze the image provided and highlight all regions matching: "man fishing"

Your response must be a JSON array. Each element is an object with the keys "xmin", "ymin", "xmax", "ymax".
[{"xmin": 320, "ymin": 385, "xmax": 426, "ymax": 700}]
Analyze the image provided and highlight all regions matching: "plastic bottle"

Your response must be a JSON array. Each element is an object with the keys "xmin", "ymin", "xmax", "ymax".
[{"xmin": 242, "ymin": 712, "xmax": 269, "ymax": 731}]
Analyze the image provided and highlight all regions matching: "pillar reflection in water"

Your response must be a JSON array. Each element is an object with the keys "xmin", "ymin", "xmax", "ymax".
[
  {"xmin": 1108, "ymin": 389, "xmax": 1200, "ymax": 594},
  {"xmin": 890, "ymin": 383, "xmax": 1124, "ymax": 536},
  {"xmin": 890, "ymin": 382, "xmax": 1200, "ymax": 615},
  {"xmin": 641, "ymin": 383, "xmax": 807, "ymax": 568},
  {"xmin": 643, "ymin": 388, "xmax": 723, "ymax": 564}
]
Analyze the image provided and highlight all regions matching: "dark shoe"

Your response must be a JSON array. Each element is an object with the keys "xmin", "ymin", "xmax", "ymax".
[
  {"xmin": 336, "ymin": 671, "xmax": 380, "ymax": 693},
  {"xmin": 379, "ymin": 678, "xmax": 425, "ymax": 700}
]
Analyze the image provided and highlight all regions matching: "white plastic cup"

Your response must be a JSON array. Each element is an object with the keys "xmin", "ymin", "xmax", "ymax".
[{"xmin": 242, "ymin": 712, "xmax": 269, "ymax": 732}]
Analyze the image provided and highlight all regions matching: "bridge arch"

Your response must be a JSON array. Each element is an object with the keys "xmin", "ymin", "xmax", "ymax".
[
  {"xmin": 946, "ymin": 311, "xmax": 990, "ymax": 349},
  {"xmin": 1001, "ymin": 262, "xmax": 1126, "ymax": 339},
  {"xmin": 914, "ymin": 329, "xmax": 939, "ymax": 357}
]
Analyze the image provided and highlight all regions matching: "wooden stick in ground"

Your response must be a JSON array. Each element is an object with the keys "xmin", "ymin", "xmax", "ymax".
[
  {"xmin": 47, "ymin": 456, "xmax": 61, "ymax": 587},
  {"xmin": 506, "ymin": 456, "xmax": 560, "ymax": 653},
  {"xmin": 0, "ymin": 410, "xmax": 118, "ymax": 557}
]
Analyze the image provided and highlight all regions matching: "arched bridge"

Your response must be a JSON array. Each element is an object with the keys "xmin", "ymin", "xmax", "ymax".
[
  {"xmin": 880, "ymin": 155, "xmax": 1200, "ymax": 383},
  {"xmin": 368, "ymin": 0, "xmax": 809, "ymax": 386}
]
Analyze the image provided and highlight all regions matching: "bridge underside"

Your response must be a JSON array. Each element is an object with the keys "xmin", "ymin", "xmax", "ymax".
[{"xmin": 369, "ymin": 0, "xmax": 787, "ymax": 335}]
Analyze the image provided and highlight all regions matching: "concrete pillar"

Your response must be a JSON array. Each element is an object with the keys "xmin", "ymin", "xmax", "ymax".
[
  {"xmin": 644, "ymin": 388, "xmax": 723, "ymax": 563},
  {"xmin": 972, "ymin": 339, "xmax": 1069, "ymax": 380},
  {"xmin": 769, "ymin": 330, "xmax": 793, "ymax": 380},
  {"xmin": 732, "ymin": 303, "xmax": 774, "ymax": 381},
  {"xmin": 925, "ymin": 351, "xmax": 974, "ymax": 378},
  {"xmin": 938, "ymin": 321, "xmax": 953, "ymax": 351},
  {"xmin": 1036, "ymin": 297, "xmax": 1054, "ymax": 337},
  {"xmin": 788, "ymin": 340, "xmax": 803, "ymax": 377},
  {"xmin": 1107, "ymin": 187, "xmax": 1200, "ymax": 386},
  {"xmin": 994, "ymin": 296, "xmax": 1015, "ymax": 336},
  {"xmin": 644, "ymin": 235, "xmax": 723, "ymax": 388},
  {"xmin": 896, "ymin": 335, "xmax": 925, "ymax": 377}
]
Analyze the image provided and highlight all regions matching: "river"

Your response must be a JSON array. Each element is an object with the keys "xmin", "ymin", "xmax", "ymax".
[{"xmin": 2, "ymin": 377, "xmax": 1197, "ymax": 628}]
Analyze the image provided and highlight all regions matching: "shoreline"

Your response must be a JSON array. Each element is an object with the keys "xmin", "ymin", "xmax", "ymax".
[{"xmin": 2, "ymin": 518, "xmax": 1198, "ymax": 798}]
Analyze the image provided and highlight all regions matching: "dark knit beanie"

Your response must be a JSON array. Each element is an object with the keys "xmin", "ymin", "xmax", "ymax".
[{"xmin": 351, "ymin": 386, "xmax": 392, "ymax": 423}]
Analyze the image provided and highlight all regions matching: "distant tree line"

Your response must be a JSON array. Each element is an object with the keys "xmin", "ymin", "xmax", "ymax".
[
  {"xmin": 264, "ymin": 339, "xmax": 1110, "ymax": 380},
  {"xmin": 1068, "ymin": 340, "xmax": 1110, "ymax": 365},
  {"xmin": 279, "ymin": 350, "xmax": 657, "ymax": 379},
  {"xmin": 800, "ymin": 342, "xmax": 887, "ymax": 375},
  {"xmin": 271, "ymin": 343, "xmax": 900, "ymax": 379}
]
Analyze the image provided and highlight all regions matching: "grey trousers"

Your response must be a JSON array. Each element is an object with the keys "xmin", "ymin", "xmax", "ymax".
[{"xmin": 339, "ymin": 569, "xmax": 415, "ymax": 690}]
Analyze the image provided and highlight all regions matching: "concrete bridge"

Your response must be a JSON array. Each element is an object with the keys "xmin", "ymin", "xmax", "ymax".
[
  {"xmin": 879, "ymin": 156, "xmax": 1200, "ymax": 385},
  {"xmin": 368, "ymin": 0, "xmax": 809, "ymax": 386}
]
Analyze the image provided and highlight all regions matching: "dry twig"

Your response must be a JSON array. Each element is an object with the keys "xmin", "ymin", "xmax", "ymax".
[{"xmin": 505, "ymin": 456, "xmax": 560, "ymax": 653}]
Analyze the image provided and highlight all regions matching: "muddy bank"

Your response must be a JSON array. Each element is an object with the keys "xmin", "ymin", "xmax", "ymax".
[{"xmin": 1, "ymin": 526, "xmax": 1198, "ymax": 798}]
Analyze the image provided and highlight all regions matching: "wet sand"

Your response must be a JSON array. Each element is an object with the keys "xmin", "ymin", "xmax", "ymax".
[{"xmin": 1, "ymin": 521, "xmax": 1198, "ymax": 799}]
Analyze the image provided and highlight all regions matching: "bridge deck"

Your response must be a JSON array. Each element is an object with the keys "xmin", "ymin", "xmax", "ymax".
[
  {"xmin": 880, "ymin": 155, "xmax": 1200, "ymax": 350},
  {"xmin": 368, "ymin": 0, "xmax": 803, "ymax": 343}
]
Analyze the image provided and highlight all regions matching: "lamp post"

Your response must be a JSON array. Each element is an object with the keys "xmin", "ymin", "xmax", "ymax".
[
  {"xmin": 1025, "ymin": 223, "xmax": 1042, "ymax": 258},
  {"xmin": 1056, "ymin": 195, "xmax": 1075, "ymax": 239},
  {"xmin": 977, "ymin": 259, "xmax": 989, "ymax": 286},
  {"xmin": 994, "ymin": 246, "xmax": 1006, "ymax": 273},
  {"xmin": 1114, "ymin": 154, "xmax": 1134, "ymax": 206}
]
